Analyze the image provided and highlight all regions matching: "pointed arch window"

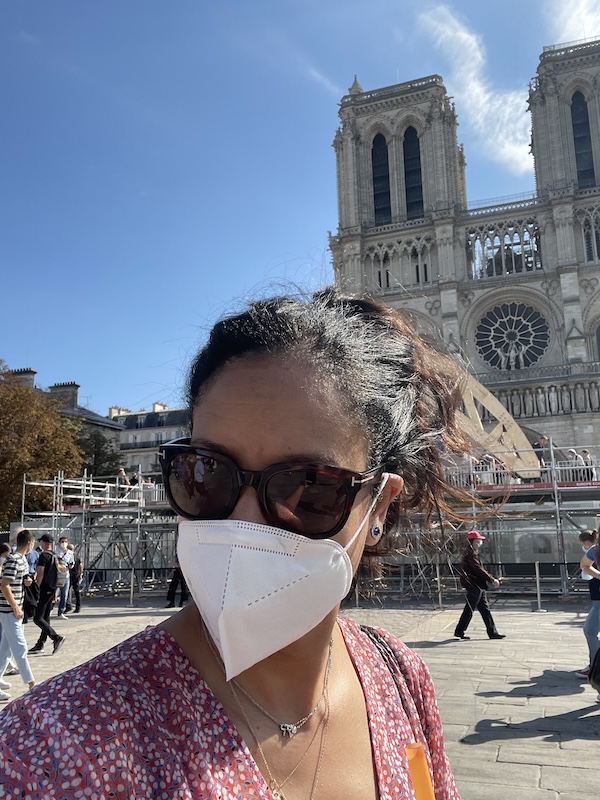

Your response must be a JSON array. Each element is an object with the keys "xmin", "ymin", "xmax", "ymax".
[
  {"xmin": 372, "ymin": 134, "xmax": 391, "ymax": 225},
  {"xmin": 403, "ymin": 127, "xmax": 424, "ymax": 219},
  {"xmin": 571, "ymin": 91, "xmax": 596, "ymax": 189}
]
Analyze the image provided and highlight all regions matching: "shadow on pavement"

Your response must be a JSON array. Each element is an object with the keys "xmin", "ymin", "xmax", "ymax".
[
  {"xmin": 478, "ymin": 669, "xmax": 588, "ymax": 699},
  {"xmin": 460, "ymin": 702, "xmax": 600, "ymax": 744}
]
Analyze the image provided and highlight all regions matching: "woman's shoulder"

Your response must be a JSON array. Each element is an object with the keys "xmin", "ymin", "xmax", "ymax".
[
  {"xmin": 337, "ymin": 615, "xmax": 428, "ymax": 681},
  {"xmin": 0, "ymin": 627, "xmax": 244, "ymax": 798},
  {"xmin": 0, "ymin": 625, "xmax": 204, "ymax": 738}
]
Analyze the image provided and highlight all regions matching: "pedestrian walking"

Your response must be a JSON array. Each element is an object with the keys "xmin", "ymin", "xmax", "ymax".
[
  {"xmin": 165, "ymin": 554, "xmax": 188, "ymax": 608},
  {"xmin": 22, "ymin": 541, "xmax": 39, "ymax": 624},
  {"xmin": 55, "ymin": 535, "xmax": 74, "ymax": 619},
  {"xmin": 454, "ymin": 529, "xmax": 505, "ymax": 640},
  {"xmin": 579, "ymin": 529, "xmax": 600, "ymax": 679},
  {"xmin": 65, "ymin": 543, "xmax": 83, "ymax": 614},
  {"xmin": 29, "ymin": 534, "xmax": 66, "ymax": 656},
  {"xmin": 0, "ymin": 530, "xmax": 37, "ymax": 701}
]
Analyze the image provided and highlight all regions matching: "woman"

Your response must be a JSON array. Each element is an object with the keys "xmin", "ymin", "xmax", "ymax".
[
  {"xmin": 579, "ymin": 528, "xmax": 600, "ymax": 680},
  {"xmin": 0, "ymin": 289, "xmax": 469, "ymax": 799}
]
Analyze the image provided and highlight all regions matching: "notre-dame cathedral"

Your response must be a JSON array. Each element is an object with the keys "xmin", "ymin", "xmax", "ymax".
[{"xmin": 331, "ymin": 39, "xmax": 600, "ymax": 454}]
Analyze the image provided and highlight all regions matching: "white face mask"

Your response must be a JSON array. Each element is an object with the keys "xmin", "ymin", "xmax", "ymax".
[
  {"xmin": 178, "ymin": 476, "xmax": 388, "ymax": 680},
  {"xmin": 59, "ymin": 542, "xmax": 68, "ymax": 552}
]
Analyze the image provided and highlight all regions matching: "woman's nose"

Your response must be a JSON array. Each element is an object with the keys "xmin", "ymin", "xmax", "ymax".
[{"xmin": 228, "ymin": 485, "xmax": 268, "ymax": 525}]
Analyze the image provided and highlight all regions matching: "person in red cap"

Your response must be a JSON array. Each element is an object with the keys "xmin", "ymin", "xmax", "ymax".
[{"xmin": 454, "ymin": 529, "xmax": 505, "ymax": 640}]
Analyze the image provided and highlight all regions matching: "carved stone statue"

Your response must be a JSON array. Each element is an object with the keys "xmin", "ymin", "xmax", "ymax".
[
  {"xmin": 548, "ymin": 385, "xmax": 559, "ymax": 415},
  {"xmin": 589, "ymin": 382, "xmax": 600, "ymax": 411},
  {"xmin": 524, "ymin": 388, "xmax": 535, "ymax": 417},
  {"xmin": 511, "ymin": 389, "xmax": 522, "ymax": 418},
  {"xmin": 536, "ymin": 386, "xmax": 547, "ymax": 416},
  {"xmin": 575, "ymin": 382, "xmax": 586, "ymax": 411},
  {"xmin": 560, "ymin": 384, "xmax": 571, "ymax": 412}
]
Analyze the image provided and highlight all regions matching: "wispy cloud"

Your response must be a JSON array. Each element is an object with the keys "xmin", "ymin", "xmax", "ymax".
[
  {"xmin": 304, "ymin": 65, "xmax": 341, "ymax": 97},
  {"xmin": 548, "ymin": 0, "xmax": 600, "ymax": 43},
  {"xmin": 418, "ymin": 6, "xmax": 532, "ymax": 176},
  {"xmin": 236, "ymin": 27, "xmax": 342, "ymax": 97}
]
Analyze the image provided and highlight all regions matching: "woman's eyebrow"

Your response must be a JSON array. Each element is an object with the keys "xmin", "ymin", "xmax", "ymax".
[{"xmin": 189, "ymin": 438, "xmax": 345, "ymax": 466}]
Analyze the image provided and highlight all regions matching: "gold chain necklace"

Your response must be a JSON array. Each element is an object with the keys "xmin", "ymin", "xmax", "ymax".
[
  {"xmin": 230, "ymin": 637, "xmax": 333, "ymax": 737},
  {"xmin": 230, "ymin": 679, "xmax": 329, "ymax": 800},
  {"xmin": 200, "ymin": 617, "xmax": 331, "ymax": 799},
  {"xmin": 201, "ymin": 616, "xmax": 334, "ymax": 739}
]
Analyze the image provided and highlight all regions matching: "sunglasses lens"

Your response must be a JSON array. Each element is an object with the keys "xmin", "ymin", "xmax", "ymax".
[
  {"xmin": 168, "ymin": 453, "xmax": 234, "ymax": 519},
  {"xmin": 266, "ymin": 469, "xmax": 349, "ymax": 536}
]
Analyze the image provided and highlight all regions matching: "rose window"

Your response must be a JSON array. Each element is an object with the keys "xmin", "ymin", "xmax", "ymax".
[{"xmin": 475, "ymin": 303, "xmax": 550, "ymax": 370}]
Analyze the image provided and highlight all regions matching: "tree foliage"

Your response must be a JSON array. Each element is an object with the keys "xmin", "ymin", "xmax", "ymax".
[
  {"xmin": 0, "ymin": 364, "xmax": 83, "ymax": 528},
  {"xmin": 79, "ymin": 429, "xmax": 123, "ymax": 477}
]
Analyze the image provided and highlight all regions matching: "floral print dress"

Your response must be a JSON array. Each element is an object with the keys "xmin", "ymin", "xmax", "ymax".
[{"xmin": 0, "ymin": 616, "xmax": 459, "ymax": 800}]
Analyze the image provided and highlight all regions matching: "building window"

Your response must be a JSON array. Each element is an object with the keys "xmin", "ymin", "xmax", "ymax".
[
  {"xmin": 403, "ymin": 127, "xmax": 424, "ymax": 220},
  {"xmin": 466, "ymin": 221, "xmax": 542, "ymax": 279},
  {"xmin": 475, "ymin": 303, "xmax": 550, "ymax": 370},
  {"xmin": 582, "ymin": 217, "xmax": 600, "ymax": 262},
  {"xmin": 372, "ymin": 134, "xmax": 391, "ymax": 225},
  {"xmin": 571, "ymin": 91, "xmax": 596, "ymax": 189},
  {"xmin": 376, "ymin": 253, "xmax": 391, "ymax": 289},
  {"xmin": 596, "ymin": 326, "xmax": 600, "ymax": 359}
]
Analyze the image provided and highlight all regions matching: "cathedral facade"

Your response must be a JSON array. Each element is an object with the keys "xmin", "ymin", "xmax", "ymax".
[{"xmin": 330, "ymin": 39, "xmax": 600, "ymax": 453}]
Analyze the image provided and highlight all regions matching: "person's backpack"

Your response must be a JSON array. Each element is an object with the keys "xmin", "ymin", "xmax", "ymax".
[
  {"xmin": 55, "ymin": 556, "xmax": 69, "ymax": 589},
  {"xmin": 46, "ymin": 554, "xmax": 68, "ymax": 590}
]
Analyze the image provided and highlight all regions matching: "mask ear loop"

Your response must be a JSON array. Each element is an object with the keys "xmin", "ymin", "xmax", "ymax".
[{"xmin": 343, "ymin": 474, "xmax": 390, "ymax": 553}]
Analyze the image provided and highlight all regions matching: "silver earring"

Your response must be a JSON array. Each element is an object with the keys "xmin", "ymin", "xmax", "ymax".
[{"xmin": 370, "ymin": 525, "xmax": 382, "ymax": 541}]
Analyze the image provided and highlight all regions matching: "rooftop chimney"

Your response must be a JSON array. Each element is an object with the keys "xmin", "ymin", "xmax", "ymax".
[
  {"xmin": 48, "ymin": 382, "xmax": 80, "ymax": 410},
  {"xmin": 9, "ymin": 368, "xmax": 37, "ymax": 389}
]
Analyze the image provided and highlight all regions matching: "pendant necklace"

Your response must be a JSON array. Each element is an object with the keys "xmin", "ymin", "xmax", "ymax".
[
  {"xmin": 230, "ymin": 637, "xmax": 333, "ymax": 737},
  {"xmin": 201, "ymin": 617, "xmax": 334, "ymax": 738},
  {"xmin": 230, "ymin": 678, "xmax": 330, "ymax": 800}
]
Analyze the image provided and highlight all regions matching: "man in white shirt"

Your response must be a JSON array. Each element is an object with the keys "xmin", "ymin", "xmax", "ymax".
[{"xmin": 55, "ymin": 536, "xmax": 75, "ymax": 620}]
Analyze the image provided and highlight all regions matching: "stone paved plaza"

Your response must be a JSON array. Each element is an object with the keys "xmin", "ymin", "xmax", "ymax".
[{"xmin": 1, "ymin": 594, "xmax": 597, "ymax": 799}]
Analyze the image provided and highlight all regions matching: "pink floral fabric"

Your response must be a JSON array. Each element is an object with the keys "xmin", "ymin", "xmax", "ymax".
[{"xmin": 0, "ymin": 616, "xmax": 459, "ymax": 800}]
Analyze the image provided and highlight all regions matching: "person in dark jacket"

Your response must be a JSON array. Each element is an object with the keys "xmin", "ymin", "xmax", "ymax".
[{"xmin": 454, "ymin": 529, "xmax": 505, "ymax": 640}]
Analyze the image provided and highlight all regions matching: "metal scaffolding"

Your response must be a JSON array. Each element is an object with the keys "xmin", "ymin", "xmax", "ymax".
[
  {"xmin": 20, "ymin": 471, "xmax": 177, "ymax": 603},
  {"xmin": 19, "ymin": 439, "xmax": 600, "ymax": 605}
]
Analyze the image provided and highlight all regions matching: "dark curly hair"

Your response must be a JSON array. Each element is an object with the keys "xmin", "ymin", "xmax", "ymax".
[{"xmin": 187, "ymin": 287, "xmax": 472, "ymax": 534}]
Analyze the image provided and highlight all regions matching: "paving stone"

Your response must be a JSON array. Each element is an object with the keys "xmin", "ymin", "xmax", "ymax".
[
  {"xmin": 450, "ymin": 759, "xmax": 539, "ymax": 787},
  {"xmin": 456, "ymin": 780, "xmax": 557, "ymax": 800},
  {"xmin": 498, "ymin": 743, "xmax": 591, "ymax": 769},
  {"xmin": 541, "ymin": 765, "xmax": 597, "ymax": 793},
  {"xmin": 1, "ymin": 597, "xmax": 595, "ymax": 799}
]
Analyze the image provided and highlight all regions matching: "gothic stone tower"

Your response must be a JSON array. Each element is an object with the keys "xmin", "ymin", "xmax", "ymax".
[{"xmin": 330, "ymin": 42, "xmax": 600, "ymax": 448}]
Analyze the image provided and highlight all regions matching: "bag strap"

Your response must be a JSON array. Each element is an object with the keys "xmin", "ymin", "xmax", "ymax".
[
  {"xmin": 360, "ymin": 625, "xmax": 409, "ymax": 710},
  {"xmin": 361, "ymin": 625, "xmax": 437, "ymax": 800}
]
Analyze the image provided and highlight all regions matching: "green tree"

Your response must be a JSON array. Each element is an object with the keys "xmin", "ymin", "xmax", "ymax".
[
  {"xmin": 79, "ymin": 429, "xmax": 123, "ymax": 476},
  {"xmin": 0, "ymin": 364, "xmax": 83, "ymax": 528}
]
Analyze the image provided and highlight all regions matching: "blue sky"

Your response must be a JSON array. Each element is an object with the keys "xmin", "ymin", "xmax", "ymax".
[{"xmin": 2, "ymin": 0, "xmax": 600, "ymax": 416}]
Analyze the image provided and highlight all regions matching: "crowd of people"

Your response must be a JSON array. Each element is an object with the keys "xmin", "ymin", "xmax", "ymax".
[
  {"xmin": 0, "ymin": 530, "xmax": 84, "ymax": 703},
  {"xmin": 532, "ymin": 436, "xmax": 597, "ymax": 481}
]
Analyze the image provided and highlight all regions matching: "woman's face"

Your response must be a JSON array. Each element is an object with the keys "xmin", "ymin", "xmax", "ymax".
[{"xmin": 190, "ymin": 355, "xmax": 393, "ymax": 567}]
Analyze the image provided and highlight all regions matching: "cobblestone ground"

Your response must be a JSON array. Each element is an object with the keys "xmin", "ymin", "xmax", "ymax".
[{"xmin": 2, "ymin": 594, "xmax": 597, "ymax": 799}]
